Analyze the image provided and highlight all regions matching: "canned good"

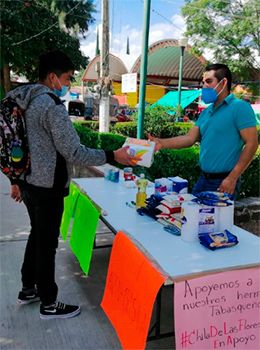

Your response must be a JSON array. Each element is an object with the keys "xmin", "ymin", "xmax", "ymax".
[{"xmin": 123, "ymin": 167, "xmax": 133, "ymax": 181}]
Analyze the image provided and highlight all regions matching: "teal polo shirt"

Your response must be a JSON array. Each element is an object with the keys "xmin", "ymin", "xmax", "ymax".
[{"xmin": 195, "ymin": 94, "xmax": 256, "ymax": 173}]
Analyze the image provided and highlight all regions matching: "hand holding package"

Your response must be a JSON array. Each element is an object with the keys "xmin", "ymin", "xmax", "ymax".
[{"xmin": 123, "ymin": 137, "xmax": 155, "ymax": 167}]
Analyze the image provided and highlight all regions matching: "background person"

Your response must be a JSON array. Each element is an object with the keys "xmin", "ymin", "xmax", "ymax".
[
  {"xmin": 8, "ymin": 50, "xmax": 139, "ymax": 320},
  {"xmin": 149, "ymin": 63, "xmax": 258, "ymax": 198}
]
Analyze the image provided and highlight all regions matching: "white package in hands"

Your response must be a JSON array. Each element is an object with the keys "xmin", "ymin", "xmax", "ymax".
[{"xmin": 123, "ymin": 137, "xmax": 156, "ymax": 167}]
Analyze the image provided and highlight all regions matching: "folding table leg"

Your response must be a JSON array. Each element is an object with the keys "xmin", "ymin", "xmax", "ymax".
[
  {"xmin": 92, "ymin": 216, "xmax": 116, "ymax": 249},
  {"xmin": 147, "ymin": 285, "xmax": 174, "ymax": 341},
  {"xmin": 155, "ymin": 287, "xmax": 162, "ymax": 338}
]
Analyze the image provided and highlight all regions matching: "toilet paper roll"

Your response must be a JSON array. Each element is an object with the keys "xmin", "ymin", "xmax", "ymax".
[
  {"xmin": 181, "ymin": 202, "xmax": 200, "ymax": 242},
  {"xmin": 216, "ymin": 202, "xmax": 234, "ymax": 231}
]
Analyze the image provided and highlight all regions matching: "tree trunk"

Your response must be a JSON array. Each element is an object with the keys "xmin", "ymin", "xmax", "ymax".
[{"xmin": 3, "ymin": 64, "xmax": 11, "ymax": 93}]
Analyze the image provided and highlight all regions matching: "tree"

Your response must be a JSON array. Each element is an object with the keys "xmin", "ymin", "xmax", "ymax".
[
  {"xmin": 0, "ymin": 0, "xmax": 96, "ymax": 92},
  {"xmin": 182, "ymin": 0, "xmax": 260, "ymax": 81}
]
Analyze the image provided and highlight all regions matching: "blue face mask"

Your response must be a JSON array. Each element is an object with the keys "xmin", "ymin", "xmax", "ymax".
[
  {"xmin": 201, "ymin": 79, "xmax": 224, "ymax": 104},
  {"xmin": 53, "ymin": 85, "xmax": 69, "ymax": 98},
  {"xmin": 53, "ymin": 76, "xmax": 69, "ymax": 97}
]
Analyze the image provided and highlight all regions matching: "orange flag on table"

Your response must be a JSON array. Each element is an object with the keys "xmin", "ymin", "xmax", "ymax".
[{"xmin": 101, "ymin": 231, "xmax": 167, "ymax": 350}]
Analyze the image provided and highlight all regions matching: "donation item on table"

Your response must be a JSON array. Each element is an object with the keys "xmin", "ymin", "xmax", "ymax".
[
  {"xmin": 192, "ymin": 191, "xmax": 232, "ymax": 206},
  {"xmin": 123, "ymin": 167, "xmax": 136, "ymax": 188},
  {"xmin": 168, "ymin": 176, "xmax": 188, "ymax": 194},
  {"xmin": 104, "ymin": 166, "xmax": 120, "ymax": 183},
  {"xmin": 123, "ymin": 138, "xmax": 156, "ymax": 167},
  {"xmin": 154, "ymin": 178, "xmax": 172, "ymax": 194},
  {"xmin": 135, "ymin": 174, "xmax": 148, "ymax": 208},
  {"xmin": 181, "ymin": 202, "xmax": 200, "ymax": 242},
  {"xmin": 198, "ymin": 207, "xmax": 215, "ymax": 234},
  {"xmin": 136, "ymin": 182, "xmax": 238, "ymax": 249},
  {"xmin": 123, "ymin": 167, "xmax": 135, "ymax": 181},
  {"xmin": 154, "ymin": 176, "xmax": 188, "ymax": 194},
  {"xmin": 137, "ymin": 192, "xmax": 195, "ymax": 236},
  {"xmin": 102, "ymin": 166, "xmax": 237, "ymax": 249},
  {"xmin": 216, "ymin": 204, "xmax": 234, "ymax": 231},
  {"xmin": 193, "ymin": 191, "xmax": 235, "ymax": 232},
  {"xmin": 181, "ymin": 192, "xmax": 238, "ymax": 248},
  {"xmin": 198, "ymin": 230, "xmax": 238, "ymax": 250}
]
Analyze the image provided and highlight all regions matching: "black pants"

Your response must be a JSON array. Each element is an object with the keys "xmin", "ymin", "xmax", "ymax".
[{"xmin": 21, "ymin": 188, "xmax": 64, "ymax": 306}]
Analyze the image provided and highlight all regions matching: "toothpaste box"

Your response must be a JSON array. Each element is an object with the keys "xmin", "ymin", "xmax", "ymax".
[
  {"xmin": 123, "ymin": 137, "xmax": 156, "ymax": 168},
  {"xmin": 168, "ymin": 176, "xmax": 188, "ymax": 194}
]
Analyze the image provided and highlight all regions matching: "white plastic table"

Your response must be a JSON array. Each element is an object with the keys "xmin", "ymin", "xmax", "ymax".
[{"xmin": 72, "ymin": 177, "xmax": 260, "ymax": 281}]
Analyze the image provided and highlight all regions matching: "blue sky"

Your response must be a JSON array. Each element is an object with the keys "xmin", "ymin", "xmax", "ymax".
[{"xmin": 80, "ymin": 0, "xmax": 186, "ymax": 69}]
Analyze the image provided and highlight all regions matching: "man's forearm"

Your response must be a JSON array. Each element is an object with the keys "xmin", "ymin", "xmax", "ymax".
[{"xmin": 160, "ymin": 135, "xmax": 196, "ymax": 149}]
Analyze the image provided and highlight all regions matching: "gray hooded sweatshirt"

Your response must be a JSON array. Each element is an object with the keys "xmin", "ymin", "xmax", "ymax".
[{"xmin": 8, "ymin": 84, "xmax": 109, "ymax": 193}]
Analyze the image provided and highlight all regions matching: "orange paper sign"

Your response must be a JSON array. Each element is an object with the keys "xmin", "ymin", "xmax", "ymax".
[{"xmin": 101, "ymin": 231, "xmax": 166, "ymax": 350}]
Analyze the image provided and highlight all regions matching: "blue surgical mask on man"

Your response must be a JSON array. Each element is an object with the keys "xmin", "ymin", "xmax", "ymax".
[
  {"xmin": 53, "ymin": 76, "xmax": 69, "ymax": 97},
  {"xmin": 201, "ymin": 78, "xmax": 225, "ymax": 104}
]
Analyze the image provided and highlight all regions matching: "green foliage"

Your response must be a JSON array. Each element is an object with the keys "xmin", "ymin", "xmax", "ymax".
[
  {"xmin": 71, "ymin": 69, "xmax": 86, "ymax": 87},
  {"xmin": 247, "ymin": 82, "xmax": 260, "ymax": 101},
  {"xmin": 132, "ymin": 106, "xmax": 173, "ymax": 137},
  {"xmin": 174, "ymin": 104, "xmax": 185, "ymax": 118},
  {"xmin": 141, "ymin": 147, "xmax": 260, "ymax": 198},
  {"xmin": 233, "ymin": 91, "xmax": 247, "ymax": 100},
  {"xmin": 73, "ymin": 121, "xmax": 126, "ymax": 152},
  {"xmin": 112, "ymin": 122, "xmax": 137, "ymax": 137},
  {"xmin": 146, "ymin": 148, "xmax": 201, "ymax": 191},
  {"xmin": 73, "ymin": 120, "xmax": 100, "ymax": 131},
  {"xmin": 111, "ymin": 121, "xmax": 193, "ymax": 138},
  {"xmin": 74, "ymin": 107, "xmax": 194, "ymax": 140},
  {"xmin": 257, "ymin": 126, "xmax": 260, "ymax": 143},
  {"xmin": 73, "ymin": 124, "xmax": 259, "ymax": 198},
  {"xmin": 51, "ymin": 0, "xmax": 95, "ymax": 35},
  {"xmin": 182, "ymin": 0, "xmax": 259, "ymax": 81},
  {"xmin": 74, "ymin": 119, "xmax": 194, "ymax": 139},
  {"xmin": 98, "ymin": 133, "xmax": 126, "ymax": 151},
  {"xmin": 160, "ymin": 122, "xmax": 193, "ymax": 137},
  {"xmin": 73, "ymin": 123, "xmax": 99, "ymax": 148},
  {"xmin": 240, "ymin": 148, "xmax": 260, "ymax": 198},
  {"xmin": 1, "ymin": 0, "xmax": 94, "ymax": 80}
]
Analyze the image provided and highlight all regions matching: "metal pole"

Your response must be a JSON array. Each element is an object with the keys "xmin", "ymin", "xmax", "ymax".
[
  {"xmin": 99, "ymin": 0, "xmax": 110, "ymax": 133},
  {"xmin": 177, "ymin": 46, "xmax": 185, "ymax": 107},
  {"xmin": 137, "ymin": 0, "xmax": 151, "ymax": 139},
  {"xmin": 100, "ymin": 6, "xmax": 109, "ymax": 80}
]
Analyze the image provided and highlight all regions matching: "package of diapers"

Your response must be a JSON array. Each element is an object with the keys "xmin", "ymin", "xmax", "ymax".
[{"xmin": 123, "ymin": 137, "xmax": 156, "ymax": 167}]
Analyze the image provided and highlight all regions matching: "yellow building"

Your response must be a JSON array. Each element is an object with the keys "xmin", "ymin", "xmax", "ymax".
[{"xmin": 81, "ymin": 39, "xmax": 206, "ymax": 108}]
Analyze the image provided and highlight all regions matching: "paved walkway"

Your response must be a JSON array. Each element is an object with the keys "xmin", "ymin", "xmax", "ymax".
[{"xmin": 0, "ymin": 173, "xmax": 174, "ymax": 350}]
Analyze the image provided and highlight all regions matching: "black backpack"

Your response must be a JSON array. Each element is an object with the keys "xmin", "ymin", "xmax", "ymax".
[
  {"xmin": 0, "ymin": 92, "xmax": 61, "ymax": 182},
  {"xmin": 0, "ymin": 96, "xmax": 30, "ymax": 182}
]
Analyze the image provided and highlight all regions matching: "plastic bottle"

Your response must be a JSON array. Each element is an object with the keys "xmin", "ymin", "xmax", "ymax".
[{"xmin": 136, "ymin": 174, "xmax": 148, "ymax": 208}]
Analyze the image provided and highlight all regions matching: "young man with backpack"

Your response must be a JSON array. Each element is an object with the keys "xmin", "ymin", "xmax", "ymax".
[{"xmin": 5, "ymin": 50, "xmax": 138, "ymax": 319}]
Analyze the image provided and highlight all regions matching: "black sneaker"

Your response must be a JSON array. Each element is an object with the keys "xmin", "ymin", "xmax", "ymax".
[
  {"xmin": 40, "ymin": 301, "xmax": 81, "ymax": 320},
  {"xmin": 17, "ymin": 288, "xmax": 40, "ymax": 305}
]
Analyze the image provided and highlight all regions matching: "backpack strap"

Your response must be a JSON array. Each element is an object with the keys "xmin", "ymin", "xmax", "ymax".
[{"xmin": 46, "ymin": 92, "xmax": 63, "ymax": 105}]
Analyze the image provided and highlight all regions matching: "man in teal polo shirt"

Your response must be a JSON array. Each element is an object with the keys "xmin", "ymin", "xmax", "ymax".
[{"xmin": 150, "ymin": 64, "xmax": 258, "ymax": 198}]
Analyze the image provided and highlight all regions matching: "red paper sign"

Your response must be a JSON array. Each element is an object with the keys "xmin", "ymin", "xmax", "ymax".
[
  {"xmin": 101, "ymin": 231, "xmax": 166, "ymax": 350},
  {"xmin": 175, "ymin": 268, "xmax": 260, "ymax": 349}
]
